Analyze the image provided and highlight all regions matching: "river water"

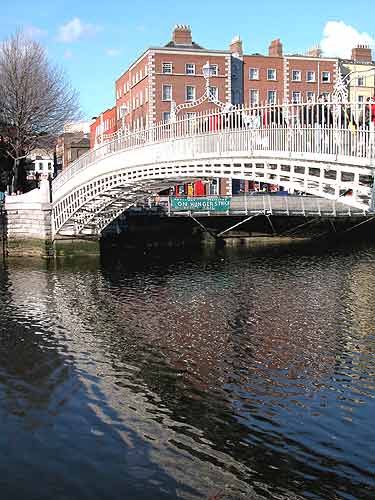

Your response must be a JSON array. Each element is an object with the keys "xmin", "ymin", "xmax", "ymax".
[{"xmin": 0, "ymin": 239, "xmax": 375, "ymax": 500}]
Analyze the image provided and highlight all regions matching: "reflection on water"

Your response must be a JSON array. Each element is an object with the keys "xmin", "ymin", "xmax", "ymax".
[{"xmin": 1, "ymin": 239, "xmax": 375, "ymax": 499}]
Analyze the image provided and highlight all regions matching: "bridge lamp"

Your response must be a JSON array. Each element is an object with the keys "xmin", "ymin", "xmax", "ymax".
[{"xmin": 202, "ymin": 61, "xmax": 214, "ymax": 88}]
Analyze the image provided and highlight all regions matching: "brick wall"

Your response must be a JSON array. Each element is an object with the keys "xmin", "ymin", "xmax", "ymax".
[
  {"xmin": 153, "ymin": 52, "xmax": 229, "ymax": 123},
  {"xmin": 116, "ymin": 53, "xmax": 150, "ymax": 129}
]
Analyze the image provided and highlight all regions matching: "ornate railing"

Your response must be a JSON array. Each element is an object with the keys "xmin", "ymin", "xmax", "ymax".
[{"xmin": 53, "ymin": 99, "xmax": 375, "ymax": 195}]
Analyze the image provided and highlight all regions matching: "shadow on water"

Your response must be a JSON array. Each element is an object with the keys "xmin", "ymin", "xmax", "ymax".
[{"xmin": 0, "ymin": 261, "xmax": 200, "ymax": 500}]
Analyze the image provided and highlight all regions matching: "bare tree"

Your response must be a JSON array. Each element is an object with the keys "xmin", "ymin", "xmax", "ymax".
[{"xmin": 0, "ymin": 31, "xmax": 81, "ymax": 192}]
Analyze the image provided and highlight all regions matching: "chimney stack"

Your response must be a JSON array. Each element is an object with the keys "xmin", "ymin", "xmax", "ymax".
[
  {"xmin": 230, "ymin": 35, "xmax": 243, "ymax": 57},
  {"xmin": 307, "ymin": 46, "xmax": 322, "ymax": 58},
  {"xmin": 172, "ymin": 25, "xmax": 192, "ymax": 46},
  {"xmin": 268, "ymin": 39, "xmax": 283, "ymax": 57},
  {"xmin": 351, "ymin": 45, "xmax": 372, "ymax": 63}
]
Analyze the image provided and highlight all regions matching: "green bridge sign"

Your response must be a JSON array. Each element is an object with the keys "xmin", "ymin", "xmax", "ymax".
[{"xmin": 170, "ymin": 197, "xmax": 231, "ymax": 212}]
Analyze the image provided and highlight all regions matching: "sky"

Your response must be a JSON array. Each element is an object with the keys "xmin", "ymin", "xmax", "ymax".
[{"xmin": 1, "ymin": 0, "xmax": 375, "ymax": 119}]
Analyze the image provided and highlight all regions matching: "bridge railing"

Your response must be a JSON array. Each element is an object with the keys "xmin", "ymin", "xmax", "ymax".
[{"xmin": 53, "ymin": 99, "xmax": 375, "ymax": 194}]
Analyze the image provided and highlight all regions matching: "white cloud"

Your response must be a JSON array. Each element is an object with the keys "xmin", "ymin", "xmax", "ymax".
[
  {"xmin": 320, "ymin": 21, "xmax": 375, "ymax": 58},
  {"xmin": 24, "ymin": 25, "xmax": 47, "ymax": 39},
  {"xmin": 106, "ymin": 48, "xmax": 120, "ymax": 57},
  {"xmin": 57, "ymin": 17, "xmax": 101, "ymax": 43}
]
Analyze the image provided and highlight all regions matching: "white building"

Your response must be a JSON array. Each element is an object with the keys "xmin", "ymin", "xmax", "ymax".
[{"xmin": 28, "ymin": 149, "xmax": 54, "ymax": 180}]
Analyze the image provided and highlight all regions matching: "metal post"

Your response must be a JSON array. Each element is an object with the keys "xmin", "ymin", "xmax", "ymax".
[{"xmin": 48, "ymin": 174, "xmax": 53, "ymax": 203}]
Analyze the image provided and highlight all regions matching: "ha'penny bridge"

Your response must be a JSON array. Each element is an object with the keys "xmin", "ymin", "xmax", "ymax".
[
  {"xmin": 3, "ymin": 100, "xmax": 375, "ymax": 254},
  {"xmin": 51, "ymin": 100, "xmax": 375, "ymax": 237}
]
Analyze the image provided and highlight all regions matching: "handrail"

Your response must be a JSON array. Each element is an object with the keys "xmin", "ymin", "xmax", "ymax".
[{"xmin": 53, "ymin": 99, "xmax": 375, "ymax": 194}]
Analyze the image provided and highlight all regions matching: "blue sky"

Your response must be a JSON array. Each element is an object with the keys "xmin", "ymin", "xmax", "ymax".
[{"xmin": 1, "ymin": 0, "xmax": 374, "ymax": 119}]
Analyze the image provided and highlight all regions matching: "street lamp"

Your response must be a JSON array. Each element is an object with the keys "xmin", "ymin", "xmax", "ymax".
[{"xmin": 202, "ymin": 61, "xmax": 213, "ymax": 86}]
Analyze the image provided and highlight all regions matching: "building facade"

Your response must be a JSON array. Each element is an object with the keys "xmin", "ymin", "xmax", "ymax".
[
  {"xmin": 340, "ymin": 46, "xmax": 375, "ymax": 102},
  {"xmin": 90, "ymin": 106, "xmax": 117, "ymax": 148},
  {"xmin": 243, "ymin": 40, "xmax": 338, "ymax": 106},
  {"xmin": 114, "ymin": 25, "xmax": 231, "ymax": 130}
]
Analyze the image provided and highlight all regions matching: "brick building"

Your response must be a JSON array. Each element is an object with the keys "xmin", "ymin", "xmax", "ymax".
[
  {"xmin": 114, "ymin": 25, "xmax": 231, "ymax": 130},
  {"xmin": 90, "ymin": 106, "xmax": 117, "ymax": 148},
  {"xmin": 243, "ymin": 39, "xmax": 338, "ymax": 106}
]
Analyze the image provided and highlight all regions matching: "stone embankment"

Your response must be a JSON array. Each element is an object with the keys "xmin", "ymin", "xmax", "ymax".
[{"xmin": 4, "ymin": 181, "xmax": 53, "ymax": 257}]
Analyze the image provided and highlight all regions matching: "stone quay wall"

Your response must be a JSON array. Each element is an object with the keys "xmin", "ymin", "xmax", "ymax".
[{"xmin": 4, "ymin": 181, "xmax": 53, "ymax": 257}]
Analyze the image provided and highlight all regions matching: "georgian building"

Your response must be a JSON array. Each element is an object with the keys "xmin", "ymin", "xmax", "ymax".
[{"xmin": 114, "ymin": 25, "xmax": 232, "ymax": 129}]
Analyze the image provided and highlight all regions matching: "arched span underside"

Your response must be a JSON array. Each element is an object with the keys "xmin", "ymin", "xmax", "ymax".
[{"xmin": 52, "ymin": 131, "xmax": 374, "ymax": 236}]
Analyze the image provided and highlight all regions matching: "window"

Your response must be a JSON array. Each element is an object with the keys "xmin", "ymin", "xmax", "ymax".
[
  {"xmin": 48, "ymin": 162, "xmax": 52, "ymax": 170},
  {"xmin": 267, "ymin": 68, "xmax": 276, "ymax": 80},
  {"xmin": 127, "ymin": 82, "xmax": 130, "ymax": 92},
  {"xmin": 145, "ymin": 87, "xmax": 148, "ymax": 102},
  {"xmin": 162, "ymin": 84, "xmax": 172, "ymax": 101},
  {"xmin": 357, "ymin": 76, "xmax": 365, "ymax": 86},
  {"xmin": 292, "ymin": 70, "xmax": 302, "ymax": 81},
  {"xmin": 322, "ymin": 71, "xmax": 330, "ymax": 83},
  {"xmin": 186, "ymin": 85, "xmax": 196, "ymax": 101},
  {"xmin": 267, "ymin": 90, "xmax": 277, "ymax": 103},
  {"xmin": 139, "ymin": 69, "xmax": 142, "ymax": 79},
  {"xmin": 306, "ymin": 71, "xmax": 316, "ymax": 82},
  {"xmin": 145, "ymin": 64, "xmax": 148, "ymax": 76},
  {"xmin": 358, "ymin": 95, "xmax": 365, "ymax": 103},
  {"xmin": 249, "ymin": 68, "xmax": 259, "ymax": 80},
  {"xmin": 322, "ymin": 92, "xmax": 330, "ymax": 99},
  {"xmin": 162, "ymin": 62, "xmax": 172, "ymax": 74},
  {"xmin": 292, "ymin": 91, "xmax": 301, "ymax": 103},
  {"xmin": 209, "ymin": 86, "xmax": 218, "ymax": 100},
  {"xmin": 307, "ymin": 91, "xmax": 314, "ymax": 100},
  {"xmin": 39, "ymin": 162, "xmax": 43, "ymax": 170},
  {"xmin": 209, "ymin": 64, "xmax": 218, "ymax": 76},
  {"xmin": 136, "ymin": 72, "xmax": 139, "ymax": 82},
  {"xmin": 163, "ymin": 112, "xmax": 171, "ymax": 123},
  {"xmin": 186, "ymin": 63, "xmax": 195, "ymax": 75},
  {"xmin": 140, "ymin": 91, "xmax": 143, "ymax": 106},
  {"xmin": 250, "ymin": 89, "xmax": 259, "ymax": 105}
]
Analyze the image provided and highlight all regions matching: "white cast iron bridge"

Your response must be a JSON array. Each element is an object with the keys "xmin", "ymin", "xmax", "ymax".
[{"xmin": 52, "ymin": 100, "xmax": 375, "ymax": 237}]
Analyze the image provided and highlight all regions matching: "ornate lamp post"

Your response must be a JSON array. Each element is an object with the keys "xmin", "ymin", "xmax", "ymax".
[
  {"xmin": 170, "ymin": 60, "xmax": 232, "ymax": 122},
  {"xmin": 332, "ymin": 66, "xmax": 375, "ymax": 103}
]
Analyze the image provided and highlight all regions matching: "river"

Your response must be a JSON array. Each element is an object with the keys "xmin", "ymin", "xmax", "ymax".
[{"xmin": 0, "ymin": 239, "xmax": 374, "ymax": 499}]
